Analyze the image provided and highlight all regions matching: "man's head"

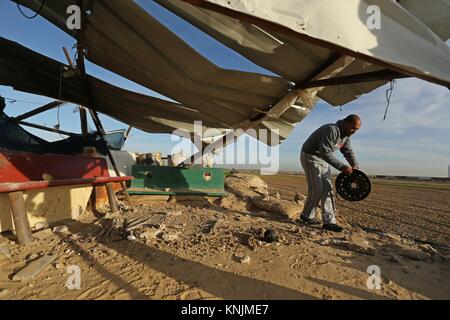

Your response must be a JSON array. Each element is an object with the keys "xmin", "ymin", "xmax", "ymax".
[{"xmin": 342, "ymin": 114, "xmax": 361, "ymax": 136}]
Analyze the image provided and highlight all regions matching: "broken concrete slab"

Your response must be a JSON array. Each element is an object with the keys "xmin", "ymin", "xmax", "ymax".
[
  {"xmin": 139, "ymin": 228, "xmax": 163, "ymax": 241},
  {"xmin": 12, "ymin": 254, "xmax": 57, "ymax": 281},
  {"xmin": 0, "ymin": 244, "xmax": 11, "ymax": 258},
  {"xmin": 252, "ymin": 197, "xmax": 303, "ymax": 220},
  {"xmin": 225, "ymin": 174, "xmax": 269, "ymax": 198},
  {"xmin": 52, "ymin": 225, "xmax": 69, "ymax": 234},
  {"xmin": 394, "ymin": 245, "xmax": 430, "ymax": 261},
  {"xmin": 33, "ymin": 221, "xmax": 49, "ymax": 230},
  {"xmin": 32, "ymin": 228, "xmax": 53, "ymax": 240},
  {"xmin": 161, "ymin": 231, "xmax": 180, "ymax": 242},
  {"xmin": 233, "ymin": 255, "xmax": 250, "ymax": 264}
]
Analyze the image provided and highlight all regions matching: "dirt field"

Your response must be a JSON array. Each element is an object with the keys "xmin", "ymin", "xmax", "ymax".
[
  {"xmin": 263, "ymin": 175, "xmax": 450, "ymax": 250},
  {"xmin": 0, "ymin": 174, "xmax": 449, "ymax": 300}
]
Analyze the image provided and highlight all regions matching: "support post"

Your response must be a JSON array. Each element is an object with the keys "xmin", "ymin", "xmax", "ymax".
[
  {"xmin": 106, "ymin": 183, "xmax": 119, "ymax": 214},
  {"xmin": 8, "ymin": 191, "xmax": 34, "ymax": 245},
  {"xmin": 73, "ymin": 8, "xmax": 134, "ymax": 211}
]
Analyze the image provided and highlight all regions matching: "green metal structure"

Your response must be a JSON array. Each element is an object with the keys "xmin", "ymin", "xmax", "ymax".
[{"xmin": 128, "ymin": 165, "xmax": 226, "ymax": 196}]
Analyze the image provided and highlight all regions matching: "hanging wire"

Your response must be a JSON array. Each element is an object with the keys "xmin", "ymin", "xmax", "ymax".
[
  {"xmin": 16, "ymin": 0, "xmax": 45, "ymax": 19},
  {"xmin": 383, "ymin": 80, "xmax": 396, "ymax": 121}
]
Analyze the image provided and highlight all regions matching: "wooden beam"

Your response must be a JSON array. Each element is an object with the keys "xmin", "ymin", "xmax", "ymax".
[
  {"xmin": 12, "ymin": 101, "xmax": 63, "ymax": 122},
  {"xmin": 297, "ymin": 70, "xmax": 408, "ymax": 89},
  {"xmin": 9, "ymin": 191, "xmax": 34, "ymax": 245},
  {"xmin": 17, "ymin": 120, "xmax": 77, "ymax": 137}
]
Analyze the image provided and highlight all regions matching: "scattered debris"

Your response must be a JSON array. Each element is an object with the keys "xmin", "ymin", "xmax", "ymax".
[
  {"xmin": 34, "ymin": 221, "xmax": 49, "ymax": 230},
  {"xmin": 225, "ymin": 173, "xmax": 269, "ymax": 198},
  {"xmin": 139, "ymin": 228, "xmax": 163, "ymax": 241},
  {"xmin": 26, "ymin": 253, "xmax": 40, "ymax": 261},
  {"xmin": 331, "ymin": 235, "xmax": 376, "ymax": 255},
  {"xmin": 201, "ymin": 219, "xmax": 219, "ymax": 234},
  {"xmin": 294, "ymin": 192, "xmax": 307, "ymax": 204},
  {"xmin": 419, "ymin": 244, "xmax": 438, "ymax": 255},
  {"xmin": 235, "ymin": 255, "xmax": 251, "ymax": 264},
  {"xmin": 52, "ymin": 225, "xmax": 69, "ymax": 234},
  {"xmin": 401, "ymin": 266, "xmax": 411, "ymax": 274},
  {"xmin": 161, "ymin": 231, "xmax": 180, "ymax": 242},
  {"xmin": 168, "ymin": 210, "xmax": 183, "ymax": 217},
  {"xmin": 12, "ymin": 254, "xmax": 57, "ymax": 281},
  {"xmin": 118, "ymin": 202, "xmax": 132, "ymax": 212},
  {"xmin": 33, "ymin": 228, "xmax": 53, "ymax": 240},
  {"xmin": 124, "ymin": 217, "xmax": 153, "ymax": 232},
  {"xmin": 318, "ymin": 239, "xmax": 331, "ymax": 246},
  {"xmin": 53, "ymin": 262, "xmax": 64, "ymax": 270}
]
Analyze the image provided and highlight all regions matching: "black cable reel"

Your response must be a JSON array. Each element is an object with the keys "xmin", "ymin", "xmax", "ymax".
[{"xmin": 335, "ymin": 169, "xmax": 371, "ymax": 201}]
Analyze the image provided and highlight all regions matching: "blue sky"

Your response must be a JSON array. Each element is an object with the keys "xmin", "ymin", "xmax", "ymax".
[{"xmin": 1, "ymin": 1, "xmax": 450, "ymax": 177}]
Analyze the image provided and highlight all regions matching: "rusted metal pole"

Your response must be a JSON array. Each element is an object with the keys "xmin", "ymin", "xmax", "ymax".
[
  {"xmin": 17, "ymin": 120, "xmax": 77, "ymax": 137},
  {"xmin": 105, "ymin": 183, "xmax": 119, "ymax": 214},
  {"xmin": 8, "ymin": 191, "xmax": 33, "ymax": 245},
  {"xmin": 62, "ymin": 46, "xmax": 89, "ymax": 141},
  {"xmin": 12, "ymin": 101, "xmax": 63, "ymax": 122},
  {"xmin": 73, "ymin": 7, "xmax": 134, "ymax": 211}
]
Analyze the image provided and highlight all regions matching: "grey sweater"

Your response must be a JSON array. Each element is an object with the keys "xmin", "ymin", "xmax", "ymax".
[{"xmin": 301, "ymin": 120, "xmax": 358, "ymax": 170}]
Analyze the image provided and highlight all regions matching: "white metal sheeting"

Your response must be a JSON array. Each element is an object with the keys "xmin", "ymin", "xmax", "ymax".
[
  {"xmin": 13, "ymin": 0, "xmax": 318, "ymax": 145},
  {"xmin": 181, "ymin": 0, "xmax": 450, "ymax": 88},
  {"xmin": 8, "ymin": 0, "xmax": 450, "ymax": 147}
]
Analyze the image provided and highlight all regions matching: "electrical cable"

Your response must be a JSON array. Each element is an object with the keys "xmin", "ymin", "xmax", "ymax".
[{"xmin": 16, "ymin": 0, "xmax": 45, "ymax": 19}]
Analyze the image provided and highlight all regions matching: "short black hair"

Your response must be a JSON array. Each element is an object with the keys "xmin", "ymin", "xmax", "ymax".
[{"xmin": 344, "ymin": 114, "xmax": 360, "ymax": 124}]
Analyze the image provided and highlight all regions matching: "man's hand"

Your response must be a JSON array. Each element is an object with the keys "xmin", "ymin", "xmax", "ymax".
[
  {"xmin": 352, "ymin": 165, "xmax": 359, "ymax": 170},
  {"xmin": 342, "ymin": 166, "xmax": 353, "ymax": 174}
]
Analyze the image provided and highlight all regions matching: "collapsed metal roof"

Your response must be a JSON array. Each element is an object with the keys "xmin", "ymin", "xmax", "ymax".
[{"xmin": 3, "ymin": 0, "xmax": 450, "ymax": 146}]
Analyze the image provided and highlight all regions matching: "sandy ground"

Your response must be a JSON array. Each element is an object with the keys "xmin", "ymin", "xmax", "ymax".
[{"xmin": 0, "ymin": 175, "xmax": 449, "ymax": 300}]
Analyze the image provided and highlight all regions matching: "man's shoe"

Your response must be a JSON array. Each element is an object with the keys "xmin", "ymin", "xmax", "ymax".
[
  {"xmin": 300, "ymin": 215, "xmax": 321, "ymax": 225},
  {"xmin": 322, "ymin": 224, "xmax": 343, "ymax": 232}
]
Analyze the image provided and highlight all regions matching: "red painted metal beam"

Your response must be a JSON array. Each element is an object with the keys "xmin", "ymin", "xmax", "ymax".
[{"xmin": 0, "ymin": 176, "xmax": 132, "ymax": 193}]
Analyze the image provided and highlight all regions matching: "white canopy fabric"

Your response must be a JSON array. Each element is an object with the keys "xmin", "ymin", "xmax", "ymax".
[
  {"xmin": 399, "ymin": 0, "xmax": 450, "ymax": 41},
  {"xmin": 13, "ymin": 0, "xmax": 319, "ymax": 145},
  {"xmin": 8, "ymin": 0, "xmax": 450, "ymax": 148},
  {"xmin": 179, "ymin": 0, "xmax": 450, "ymax": 88}
]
